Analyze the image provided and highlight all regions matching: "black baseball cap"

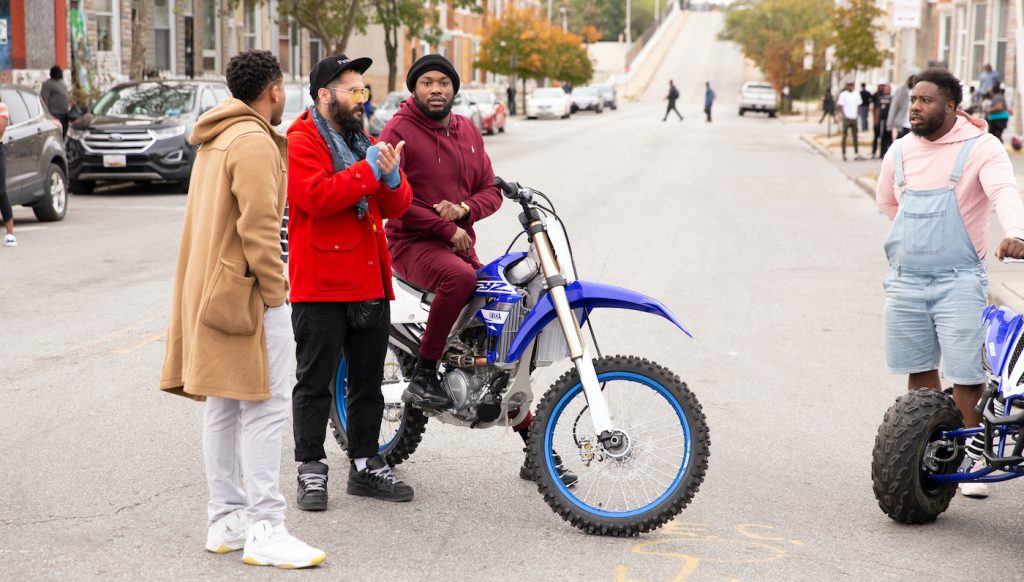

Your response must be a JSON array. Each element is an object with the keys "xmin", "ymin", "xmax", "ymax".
[{"xmin": 309, "ymin": 54, "xmax": 372, "ymax": 100}]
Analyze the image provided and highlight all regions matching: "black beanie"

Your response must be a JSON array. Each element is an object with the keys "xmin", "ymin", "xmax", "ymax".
[{"xmin": 406, "ymin": 54, "xmax": 460, "ymax": 94}]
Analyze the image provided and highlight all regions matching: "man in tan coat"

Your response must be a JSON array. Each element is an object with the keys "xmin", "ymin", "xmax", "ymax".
[{"xmin": 159, "ymin": 50, "xmax": 325, "ymax": 569}]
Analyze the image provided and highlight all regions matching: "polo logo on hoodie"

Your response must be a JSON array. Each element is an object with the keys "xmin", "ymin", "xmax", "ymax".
[{"xmin": 471, "ymin": 146, "xmax": 475, "ymax": 154}]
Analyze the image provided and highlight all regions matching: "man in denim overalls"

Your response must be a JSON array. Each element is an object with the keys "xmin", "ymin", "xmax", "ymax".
[{"xmin": 876, "ymin": 69, "xmax": 1024, "ymax": 497}]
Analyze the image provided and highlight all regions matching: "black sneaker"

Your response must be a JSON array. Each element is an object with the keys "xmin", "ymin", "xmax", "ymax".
[
  {"xmin": 401, "ymin": 366, "xmax": 453, "ymax": 410},
  {"xmin": 296, "ymin": 460, "xmax": 328, "ymax": 511},
  {"xmin": 347, "ymin": 455, "xmax": 414, "ymax": 502},
  {"xmin": 519, "ymin": 448, "xmax": 578, "ymax": 487}
]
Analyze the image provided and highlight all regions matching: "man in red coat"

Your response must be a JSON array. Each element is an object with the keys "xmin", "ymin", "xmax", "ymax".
[
  {"xmin": 287, "ymin": 55, "xmax": 413, "ymax": 509},
  {"xmin": 380, "ymin": 55, "xmax": 502, "ymax": 410}
]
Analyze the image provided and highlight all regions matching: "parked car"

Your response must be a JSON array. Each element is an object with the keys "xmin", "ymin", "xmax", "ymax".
[
  {"xmin": 570, "ymin": 86, "xmax": 604, "ymax": 114},
  {"xmin": 65, "ymin": 80, "xmax": 231, "ymax": 193},
  {"xmin": 368, "ymin": 90, "xmax": 410, "ymax": 137},
  {"xmin": 593, "ymin": 84, "xmax": 618, "ymax": 110},
  {"xmin": 279, "ymin": 82, "xmax": 312, "ymax": 135},
  {"xmin": 526, "ymin": 88, "xmax": 572, "ymax": 119},
  {"xmin": 1, "ymin": 84, "xmax": 68, "ymax": 221},
  {"xmin": 464, "ymin": 89, "xmax": 506, "ymax": 134},
  {"xmin": 452, "ymin": 92, "xmax": 484, "ymax": 133},
  {"xmin": 739, "ymin": 81, "xmax": 778, "ymax": 117}
]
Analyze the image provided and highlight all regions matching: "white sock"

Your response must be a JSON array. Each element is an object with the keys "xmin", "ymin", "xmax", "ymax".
[{"xmin": 354, "ymin": 457, "xmax": 370, "ymax": 471}]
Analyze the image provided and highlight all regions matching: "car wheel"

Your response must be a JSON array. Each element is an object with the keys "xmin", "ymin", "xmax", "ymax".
[
  {"xmin": 597, "ymin": 106, "xmax": 603, "ymax": 114},
  {"xmin": 738, "ymin": 108, "xmax": 745, "ymax": 116},
  {"xmin": 178, "ymin": 178, "xmax": 191, "ymax": 193},
  {"xmin": 498, "ymin": 123, "xmax": 505, "ymax": 133},
  {"xmin": 32, "ymin": 163, "xmax": 68, "ymax": 222},
  {"xmin": 69, "ymin": 178, "xmax": 95, "ymax": 194},
  {"xmin": 768, "ymin": 110, "xmax": 777, "ymax": 118}
]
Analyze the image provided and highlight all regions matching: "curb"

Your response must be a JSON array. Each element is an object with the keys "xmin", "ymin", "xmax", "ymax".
[{"xmin": 800, "ymin": 133, "xmax": 877, "ymax": 197}]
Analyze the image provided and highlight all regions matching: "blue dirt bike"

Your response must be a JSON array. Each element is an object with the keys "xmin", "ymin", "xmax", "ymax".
[
  {"xmin": 328, "ymin": 177, "xmax": 710, "ymax": 535},
  {"xmin": 873, "ymin": 282, "xmax": 1024, "ymax": 523}
]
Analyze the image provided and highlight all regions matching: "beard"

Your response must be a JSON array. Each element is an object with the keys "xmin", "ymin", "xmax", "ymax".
[
  {"xmin": 414, "ymin": 94, "xmax": 453, "ymax": 121},
  {"xmin": 910, "ymin": 113, "xmax": 945, "ymax": 136},
  {"xmin": 328, "ymin": 95, "xmax": 364, "ymax": 136}
]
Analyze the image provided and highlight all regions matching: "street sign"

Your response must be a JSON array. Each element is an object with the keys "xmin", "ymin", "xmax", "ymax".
[
  {"xmin": 892, "ymin": 0, "xmax": 922, "ymax": 29},
  {"xmin": 804, "ymin": 55, "xmax": 813, "ymax": 71},
  {"xmin": 804, "ymin": 40, "xmax": 814, "ymax": 54}
]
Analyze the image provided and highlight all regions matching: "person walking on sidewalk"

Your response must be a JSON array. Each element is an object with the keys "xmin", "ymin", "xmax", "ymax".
[
  {"xmin": 818, "ymin": 89, "xmax": 837, "ymax": 124},
  {"xmin": 159, "ymin": 50, "xmax": 326, "ymax": 569},
  {"xmin": 979, "ymin": 64, "xmax": 1001, "ymax": 98},
  {"xmin": 704, "ymin": 82, "xmax": 715, "ymax": 123},
  {"xmin": 837, "ymin": 81, "xmax": 864, "ymax": 161},
  {"xmin": 506, "ymin": 84, "xmax": 517, "ymax": 116},
  {"xmin": 40, "ymin": 65, "xmax": 70, "ymax": 137},
  {"xmin": 286, "ymin": 54, "xmax": 414, "ymax": 510},
  {"xmin": 876, "ymin": 68, "xmax": 1024, "ymax": 500},
  {"xmin": 888, "ymin": 74, "xmax": 917, "ymax": 140},
  {"xmin": 663, "ymin": 80, "xmax": 683, "ymax": 122},
  {"xmin": 872, "ymin": 83, "xmax": 893, "ymax": 159},
  {"xmin": 0, "ymin": 99, "xmax": 14, "ymax": 247},
  {"xmin": 986, "ymin": 83, "xmax": 1011, "ymax": 142}
]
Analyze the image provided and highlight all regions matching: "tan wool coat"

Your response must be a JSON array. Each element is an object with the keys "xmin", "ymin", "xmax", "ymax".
[{"xmin": 160, "ymin": 99, "xmax": 288, "ymax": 401}]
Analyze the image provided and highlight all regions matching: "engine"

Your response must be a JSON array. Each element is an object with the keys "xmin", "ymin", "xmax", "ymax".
[{"xmin": 441, "ymin": 325, "xmax": 509, "ymax": 423}]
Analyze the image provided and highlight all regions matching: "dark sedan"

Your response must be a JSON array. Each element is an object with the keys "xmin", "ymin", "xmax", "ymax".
[
  {"xmin": 2, "ymin": 84, "xmax": 68, "ymax": 221},
  {"xmin": 66, "ymin": 80, "xmax": 230, "ymax": 193}
]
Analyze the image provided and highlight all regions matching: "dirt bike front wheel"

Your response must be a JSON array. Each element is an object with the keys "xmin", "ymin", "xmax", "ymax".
[{"xmin": 529, "ymin": 355, "xmax": 710, "ymax": 536}]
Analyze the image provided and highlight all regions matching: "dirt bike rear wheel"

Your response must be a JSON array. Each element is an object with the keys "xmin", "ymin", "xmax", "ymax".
[
  {"xmin": 529, "ymin": 355, "xmax": 709, "ymax": 536},
  {"xmin": 871, "ymin": 389, "xmax": 964, "ymax": 524}
]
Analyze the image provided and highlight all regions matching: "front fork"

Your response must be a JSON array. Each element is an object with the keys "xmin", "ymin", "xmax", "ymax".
[{"xmin": 528, "ymin": 219, "xmax": 615, "ymax": 436}]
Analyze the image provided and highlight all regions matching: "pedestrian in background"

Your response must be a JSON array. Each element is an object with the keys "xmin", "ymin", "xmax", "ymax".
[
  {"xmin": 40, "ymin": 65, "xmax": 70, "ymax": 137},
  {"xmin": 287, "ymin": 54, "xmax": 414, "ymax": 509},
  {"xmin": 966, "ymin": 86, "xmax": 982, "ymax": 115},
  {"xmin": 837, "ymin": 80, "xmax": 864, "ymax": 161},
  {"xmin": 986, "ymin": 83, "xmax": 1011, "ymax": 141},
  {"xmin": 875, "ymin": 68, "xmax": 1024, "ymax": 499},
  {"xmin": 363, "ymin": 84, "xmax": 375, "ymax": 119},
  {"xmin": 979, "ymin": 64, "xmax": 1000, "ymax": 97},
  {"xmin": 887, "ymin": 74, "xmax": 917, "ymax": 140},
  {"xmin": 159, "ymin": 50, "xmax": 326, "ymax": 569},
  {"xmin": 663, "ymin": 79, "xmax": 683, "ymax": 122},
  {"xmin": 818, "ymin": 89, "xmax": 837, "ymax": 124},
  {"xmin": 0, "ymin": 98, "xmax": 13, "ymax": 247},
  {"xmin": 872, "ymin": 83, "xmax": 893, "ymax": 159},
  {"xmin": 859, "ymin": 82, "xmax": 872, "ymax": 131},
  {"xmin": 506, "ymin": 84, "xmax": 517, "ymax": 116},
  {"xmin": 704, "ymin": 81, "xmax": 715, "ymax": 123}
]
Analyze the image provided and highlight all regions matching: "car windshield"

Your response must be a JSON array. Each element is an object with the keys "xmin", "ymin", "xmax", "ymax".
[
  {"xmin": 534, "ymin": 89, "xmax": 565, "ymax": 99},
  {"xmin": 92, "ymin": 84, "xmax": 197, "ymax": 118},
  {"xmin": 745, "ymin": 83, "xmax": 773, "ymax": 91},
  {"xmin": 284, "ymin": 85, "xmax": 310, "ymax": 114},
  {"xmin": 468, "ymin": 92, "xmax": 494, "ymax": 105}
]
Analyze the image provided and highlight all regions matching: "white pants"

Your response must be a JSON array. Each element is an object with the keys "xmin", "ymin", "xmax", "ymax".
[{"xmin": 203, "ymin": 303, "xmax": 293, "ymax": 526}]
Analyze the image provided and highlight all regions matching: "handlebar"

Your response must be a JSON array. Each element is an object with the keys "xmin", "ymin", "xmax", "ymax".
[{"xmin": 493, "ymin": 176, "xmax": 533, "ymax": 204}]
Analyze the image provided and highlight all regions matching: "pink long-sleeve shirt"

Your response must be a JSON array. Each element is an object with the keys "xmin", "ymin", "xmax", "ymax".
[{"xmin": 876, "ymin": 112, "xmax": 1024, "ymax": 258}]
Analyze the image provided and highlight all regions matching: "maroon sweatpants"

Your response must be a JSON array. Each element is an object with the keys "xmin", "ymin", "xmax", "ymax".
[{"xmin": 392, "ymin": 240, "xmax": 479, "ymax": 361}]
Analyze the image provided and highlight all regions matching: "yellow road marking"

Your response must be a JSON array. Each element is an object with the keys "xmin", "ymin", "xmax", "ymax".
[{"xmin": 113, "ymin": 330, "xmax": 166, "ymax": 354}]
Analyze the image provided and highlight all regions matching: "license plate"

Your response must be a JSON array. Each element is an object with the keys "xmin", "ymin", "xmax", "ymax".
[{"xmin": 103, "ymin": 154, "xmax": 126, "ymax": 168}]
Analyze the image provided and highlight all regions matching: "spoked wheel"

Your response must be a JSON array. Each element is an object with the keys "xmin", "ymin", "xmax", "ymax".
[
  {"xmin": 529, "ymin": 355, "xmax": 709, "ymax": 536},
  {"xmin": 329, "ymin": 341, "xmax": 427, "ymax": 466},
  {"xmin": 872, "ymin": 389, "xmax": 964, "ymax": 524}
]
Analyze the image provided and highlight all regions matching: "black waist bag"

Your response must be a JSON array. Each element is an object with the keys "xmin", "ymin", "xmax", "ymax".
[{"xmin": 347, "ymin": 299, "xmax": 385, "ymax": 330}]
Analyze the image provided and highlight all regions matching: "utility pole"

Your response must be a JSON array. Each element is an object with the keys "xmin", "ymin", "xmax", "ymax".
[
  {"xmin": 560, "ymin": 6, "xmax": 568, "ymax": 33},
  {"xmin": 626, "ymin": 0, "xmax": 632, "ymax": 47},
  {"xmin": 548, "ymin": 0, "xmax": 552, "ymax": 22}
]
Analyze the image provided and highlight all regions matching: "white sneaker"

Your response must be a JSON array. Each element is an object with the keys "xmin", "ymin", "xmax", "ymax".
[
  {"xmin": 242, "ymin": 520, "xmax": 326, "ymax": 569},
  {"xmin": 3, "ymin": 234, "xmax": 15, "ymax": 247},
  {"xmin": 205, "ymin": 508, "xmax": 250, "ymax": 554},
  {"xmin": 959, "ymin": 481, "xmax": 990, "ymax": 498}
]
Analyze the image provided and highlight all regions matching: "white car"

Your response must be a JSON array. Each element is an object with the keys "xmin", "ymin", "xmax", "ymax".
[
  {"xmin": 526, "ymin": 88, "xmax": 572, "ymax": 119},
  {"xmin": 739, "ymin": 81, "xmax": 778, "ymax": 117},
  {"xmin": 278, "ymin": 83, "xmax": 313, "ymax": 135}
]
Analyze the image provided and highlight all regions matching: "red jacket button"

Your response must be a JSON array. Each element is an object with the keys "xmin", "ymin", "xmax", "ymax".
[{"xmin": 355, "ymin": 173, "xmax": 362, "ymax": 179}]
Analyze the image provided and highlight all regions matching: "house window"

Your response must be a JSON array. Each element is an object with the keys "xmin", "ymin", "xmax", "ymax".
[
  {"xmin": 971, "ymin": 2, "xmax": 987, "ymax": 81},
  {"xmin": 309, "ymin": 38, "xmax": 323, "ymax": 66},
  {"xmin": 955, "ymin": 5, "xmax": 968, "ymax": 79},
  {"xmin": 203, "ymin": 0, "xmax": 220, "ymax": 72},
  {"xmin": 938, "ymin": 14, "xmax": 951, "ymax": 66},
  {"xmin": 94, "ymin": 0, "xmax": 116, "ymax": 53},
  {"xmin": 244, "ymin": 0, "xmax": 258, "ymax": 51},
  {"xmin": 154, "ymin": 0, "xmax": 173, "ymax": 72},
  {"xmin": 994, "ymin": 0, "xmax": 1009, "ymax": 81}
]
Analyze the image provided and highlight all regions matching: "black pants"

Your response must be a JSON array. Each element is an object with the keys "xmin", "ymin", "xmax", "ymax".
[
  {"xmin": 508, "ymin": 97, "xmax": 516, "ymax": 116},
  {"xmin": 664, "ymin": 101, "xmax": 683, "ymax": 121},
  {"xmin": 873, "ymin": 123, "xmax": 894, "ymax": 158},
  {"xmin": 0, "ymin": 147, "xmax": 11, "ymax": 224},
  {"xmin": 54, "ymin": 114, "xmax": 68, "ymax": 138},
  {"xmin": 841, "ymin": 118, "xmax": 859, "ymax": 156},
  {"xmin": 704, "ymin": 106, "xmax": 712, "ymax": 122},
  {"xmin": 989, "ymin": 118, "xmax": 1008, "ymax": 141},
  {"xmin": 292, "ymin": 301, "xmax": 391, "ymax": 462}
]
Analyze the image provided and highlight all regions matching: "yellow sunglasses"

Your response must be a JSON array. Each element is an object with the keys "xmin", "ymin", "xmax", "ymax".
[{"xmin": 326, "ymin": 86, "xmax": 370, "ymax": 103}]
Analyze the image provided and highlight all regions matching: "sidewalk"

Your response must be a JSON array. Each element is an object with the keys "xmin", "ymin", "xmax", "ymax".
[{"xmin": 799, "ymin": 123, "xmax": 1024, "ymax": 313}]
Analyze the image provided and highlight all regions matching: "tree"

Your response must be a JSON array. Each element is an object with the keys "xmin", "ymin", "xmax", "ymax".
[
  {"xmin": 720, "ymin": 0, "xmax": 832, "ymax": 97},
  {"xmin": 276, "ymin": 1, "xmax": 367, "ymax": 55},
  {"xmin": 832, "ymin": 0, "xmax": 884, "ymax": 73},
  {"xmin": 130, "ymin": 0, "xmax": 152, "ymax": 80},
  {"xmin": 370, "ymin": 0, "xmax": 478, "ymax": 92}
]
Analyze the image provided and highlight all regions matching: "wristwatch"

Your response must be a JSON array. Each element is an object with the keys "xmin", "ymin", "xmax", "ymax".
[{"xmin": 459, "ymin": 201, "xmax": 471, "ymax": 219}]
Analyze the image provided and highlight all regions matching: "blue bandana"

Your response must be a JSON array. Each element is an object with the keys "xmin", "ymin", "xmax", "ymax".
[{"xmin": 310, "ymin": 107, "xmax": 372, "ymax": 218}]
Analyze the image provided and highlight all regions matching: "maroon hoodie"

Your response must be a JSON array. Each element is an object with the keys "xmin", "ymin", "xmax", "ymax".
[{"xmin": 379, "ymin": 97, "xmax": 502, "ymax": 261}]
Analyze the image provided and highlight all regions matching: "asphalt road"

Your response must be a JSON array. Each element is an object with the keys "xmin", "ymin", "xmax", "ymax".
[{"xmin": 2, "ymin": 11, "xmax": 1018, "ymax": 582}]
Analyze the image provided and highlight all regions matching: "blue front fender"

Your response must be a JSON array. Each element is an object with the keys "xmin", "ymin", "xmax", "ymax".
[{"xmin": 505, "ymin": 280, "xmax": 692, "ymax": 363}]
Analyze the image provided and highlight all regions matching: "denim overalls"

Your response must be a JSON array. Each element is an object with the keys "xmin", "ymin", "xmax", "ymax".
[{"xmin": 882, "ymin": 136, "xmax": 989, "ymax": 385}]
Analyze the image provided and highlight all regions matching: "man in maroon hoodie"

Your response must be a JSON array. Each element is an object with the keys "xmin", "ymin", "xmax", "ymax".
[{"xmin": 380, "ymin": 55, "xmax": 502, "ymax": 410}]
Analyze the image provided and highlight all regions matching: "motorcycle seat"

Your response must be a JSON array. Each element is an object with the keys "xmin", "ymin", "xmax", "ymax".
[{"xmin": 394, "ymin": 274, "xmax": 436, "ymax": 304}]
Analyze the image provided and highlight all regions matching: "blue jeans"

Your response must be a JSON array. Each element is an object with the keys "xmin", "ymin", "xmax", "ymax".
[{"xmin": 883, "ymin": 267, "xmax": 988, "ymax": 385}]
